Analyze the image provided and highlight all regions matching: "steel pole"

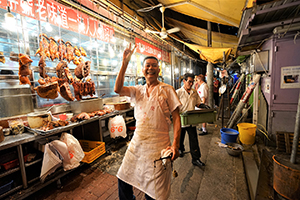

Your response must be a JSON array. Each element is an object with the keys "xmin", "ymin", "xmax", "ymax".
[
  {"xmin": 207, "ymin": 62, "xmax": 214, "ymax": 108},
  {"xmin": 290, "ymin": 93, "xmax": 300, "ymax": 163}
]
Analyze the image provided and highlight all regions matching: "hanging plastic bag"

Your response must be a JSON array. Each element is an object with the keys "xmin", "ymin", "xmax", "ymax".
[
  {"xmin": 51, "ymin": 140, "xmax": 71, "ymax": 171},
  {"xmin": 108, "ymin": 115, "xmax": 127, "ymax": 138},
  {"xmin": 40, "ymin": 143, "xmax": 62, "ymax": 183},
  {"xmin": 60, "ymin": 133, "xmax": 84, "ymax": 170}
]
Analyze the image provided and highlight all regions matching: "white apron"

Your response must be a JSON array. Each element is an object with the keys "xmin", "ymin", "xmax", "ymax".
[{"xmin": 117, "ymin": 84, "xmax": 172, "ymax": 200}]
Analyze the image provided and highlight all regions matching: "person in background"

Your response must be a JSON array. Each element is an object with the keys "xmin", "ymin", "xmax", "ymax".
[
  {"xmin": 114, "ymin": 43, "xmax": 182, "ymax": 200},
  {"xmin": 176, "ymin": 73, "xmax": 205, "ymax": 167},
  {"xmin": 193, "ymin": 75, "xmax": 199, "ymax": 90},
  {"xmin": 213, "ymin": 76, "xmax": 220, "ymax": 107},
  {"xmin": 197, "ymin": 74, "xmax": 209, "ymax": 135}
]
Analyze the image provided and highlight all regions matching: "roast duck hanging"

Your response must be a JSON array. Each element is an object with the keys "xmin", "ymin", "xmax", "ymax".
[{"xmin": 14, "ymin": 33, "xmax": 95, "ymax": 101}]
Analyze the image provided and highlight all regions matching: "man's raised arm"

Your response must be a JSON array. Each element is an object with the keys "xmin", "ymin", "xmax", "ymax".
[{"xmin": 114, "ymin": 43, "xmax": 136, "ymax": 96}]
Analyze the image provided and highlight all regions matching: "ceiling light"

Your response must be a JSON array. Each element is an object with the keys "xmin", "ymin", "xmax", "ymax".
[
  {"xmin": 45, "ymin": 23, "xmax": 52, "ymax": 32},
  {"xmin": 79, "ymin": 18, "xmax": 85, "ymax": 31},
  {"xmin": 72, "ymin": 38, "xmax": 78, "ymax": 43},
  {"xmin": 111, "ymin": 37, "xmax": 116, "ymax": 43},
  {"xmin": 123, "ymin": 39, "xmax": 127, "ymax": 47},
  {"xmin": 102, "ymin": 59, "xmax": 108, "ymax": 66},
  {"xmin": 5, "ymin": 6, "xmax": 15, "ymax": 25}
]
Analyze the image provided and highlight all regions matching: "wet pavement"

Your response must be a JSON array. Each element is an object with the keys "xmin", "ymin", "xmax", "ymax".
[{"xmin": 25, "ymin": 119, "xmax": 250, "ymax": 200}]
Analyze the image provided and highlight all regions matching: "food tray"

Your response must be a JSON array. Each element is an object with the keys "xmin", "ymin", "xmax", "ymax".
[
  {"xmin": 25, "ymin": 122, "xmax": 78, "ymax": 135},
  {"xmin": 180, "ymin": 109, "xmax": 217, "ymax": 126},
  {"xmin": 0, "ymin": 180, "xmax": 13, "ymax": 195},
  {"xmin": 79, "ymin": 140, "xmax": 105, "ymax": 164},
  {"xmin": 1, "ymin": 155, "xmax": 28, "ymax": 170}
]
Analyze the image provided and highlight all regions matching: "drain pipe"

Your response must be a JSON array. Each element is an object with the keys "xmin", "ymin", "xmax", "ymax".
[{"xmin": 290, "ymin": 93, "xmax": 300, "ymax": 164}]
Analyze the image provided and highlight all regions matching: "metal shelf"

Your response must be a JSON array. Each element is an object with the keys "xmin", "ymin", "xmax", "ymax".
[
  {"xmin": 0, "ymin": 167, "xmax": 20, "ymax": 179},
  {"xmin": 25, "ymin": 158, "xmax": 42, "ymax": 168}
]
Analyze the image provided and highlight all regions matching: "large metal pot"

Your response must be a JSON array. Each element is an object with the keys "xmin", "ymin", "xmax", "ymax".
[
  {"xmin": 27, "ymin": 111, "xmax": 51, "ymax": 128},
  {"xmin": 0, "ymin": 87, "xmax": 34, "ymax": 118},
  {"xmin": 70, "ymin": 98, "xmax": 103, "ymax": 114}
]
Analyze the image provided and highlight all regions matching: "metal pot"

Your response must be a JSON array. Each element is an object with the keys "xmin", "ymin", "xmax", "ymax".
[
  {"xmin": 27, "ymin": 111, "xmax": 51, "ymax": 128},
  {"xmin": 70, "ymin": 98, "xmax": 103, "ymax": 114}
]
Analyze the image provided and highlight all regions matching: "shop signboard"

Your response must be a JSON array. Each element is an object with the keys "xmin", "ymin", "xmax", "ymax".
[
  {"xmin": 135, "ymin": 37, "xmax": 170, "ymax": 63},
  {"xmin": 0, "ymin": 0, "xmax": 6, "ymax": 9},
  {"xmin": 1, "ymin": 0, "xmax": 114, "ymax": 43}
]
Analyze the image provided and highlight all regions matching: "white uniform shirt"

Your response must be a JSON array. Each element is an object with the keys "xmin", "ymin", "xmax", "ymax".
[
  {"xmin": 176, "ymin": 86, "xmax": 201, "ymax": 113},
  {"xmin": 197, "ymin": 82, "xmax": 209, "ymax": 105}
]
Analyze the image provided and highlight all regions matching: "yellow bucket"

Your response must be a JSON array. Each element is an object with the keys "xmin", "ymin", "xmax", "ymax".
[{"xmin": 237, "ymin": 123, "xmax": 257, "ymax": 145}]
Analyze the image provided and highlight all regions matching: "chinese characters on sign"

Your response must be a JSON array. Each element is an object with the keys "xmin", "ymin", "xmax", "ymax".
[
  {"xmin": 2, "ymin": 0, "xmax": 115, "ymax": 42},
  {"xmin": 135, "ymin": 37, "xmax": 170, "ymax": 63},
  {"xmin": 281, "ymin": 66, "xmax": 300, "ymax": 89}
]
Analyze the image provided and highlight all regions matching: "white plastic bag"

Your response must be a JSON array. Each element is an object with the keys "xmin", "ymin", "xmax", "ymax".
[
  {"xmin": 40, "ymin": 143, "xmax": 62, "ymax": 182},
  {"xmin": 108, "ymin": 115, "xmax": 127, "ymax": 138},
  {"xmin": 60, "ymin": 133, "xmax": 85, "ymax": 170},
  {"xmin": 51, "ymin": 140, "xmax": 71, "ymax": 171}
]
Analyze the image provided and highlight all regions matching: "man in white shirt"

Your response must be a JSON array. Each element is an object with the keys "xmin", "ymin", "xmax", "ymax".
[
  {"xmin": 176, "ymin": 73, "xmax": 205, "ymax": 167},
  {"xmin": 197, "ymin": 74, "xmax": 209, "ymax": 135}
]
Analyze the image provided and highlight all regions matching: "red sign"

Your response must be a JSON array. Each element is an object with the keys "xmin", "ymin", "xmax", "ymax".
[
  {"xmin": 135, "ymin": 37, "xmax": 170, "ymax": 63},
  {"xmin": 0, "ymin": 0, "xmax": 7, "ymax": 9},
  {"xmin": 96, "ymin": 21, "xmax": 114, "ymax": 43},
  {"xmin": 3, "ymin": 0, "xmax": 115, "ymax": 42}
]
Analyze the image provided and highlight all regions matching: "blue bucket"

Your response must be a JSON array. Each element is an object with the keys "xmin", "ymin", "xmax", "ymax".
[{"xmin": 220, "ymin": 128, "xmax": 239, "ymax": 144}]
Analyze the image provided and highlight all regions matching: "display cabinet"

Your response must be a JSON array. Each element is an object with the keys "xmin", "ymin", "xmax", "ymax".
[{"xmin": 0, "ymin": 108, "xmax": 134, "ymax": 199}]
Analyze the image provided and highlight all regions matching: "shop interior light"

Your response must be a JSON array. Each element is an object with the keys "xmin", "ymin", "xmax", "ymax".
[
  {"xmin": 102, "ymin": 59, "xmax": 108, "ymax": 66},
  {"xmin": 99, "ymin": 47, "xmax": 105, "ymax": 53},
  {"xmin": 112, "ymin": 60, "xmax": 118, "ymax": 66},
  {"xmin": 87, "ymin": 45, "xmax": 93, "ymax": 50},
  {"xmin": 109, "ymin": 49, "xmax": 115, "ymax": 58},
  {"xmin": 189, "ymin": 69, "xmax": 193, "ymax": 73},
  {"xmin": 157, "ymin": 53, "xmax": 161, "ymax": 59},
  {"xmin": 162, "ymin": 62, "xmax": 165, "ymax": 68},
  {"xmin": 123, "ymin": 39, "xmax": 127, "ymax": 47},
  {"xmin": 175, "ymin": 68, "xmax": 179, "ymax": 74},
  {"xmin": 131, "ymin": 55, "xmax": 136, "ymax": 61},
  {"xmin": 5, "ymin": 6, "xmax": 16, "ymax": 26},
  {"xmin": 118, "ymin": 51, "xmax": 123, "ymax": 57},
  {"xmin": 111, "ymin": 37, "xmax": 116, "ymax": 43},
  {"xmin": 72, "ymin": 38, "xmax": 78, "ymax": 43},
  {"xmin": 45, "ymin": 22, "xmax": 52, "ymax": 32},
  {"xmin": 79, "ymin": 18, "xmax": 85, "ymax": 31}
]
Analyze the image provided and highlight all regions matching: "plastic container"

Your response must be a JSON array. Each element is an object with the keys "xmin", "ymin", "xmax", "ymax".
[
  {"xmin": 128, "ymin": 126, "xmax": 136, "ymax": 131},
  {"xmin": 1, "ymin": 155, "xmax": 28, "ymax": 170},
  {"xmin": 79, "ymin": 140, "xmax": 105, "ymax": 164},
  {"xmin": 0, "ymin": 180, "xmax": 14, "ymax": 195},
  {"xmin": 180, "ymin": 109, "xmax": 216, "ymax": 126},
  {"xmin": 220, "ymin": 128, "xmax": 239, "ymax": 144},
  {"xmin": 237, "ymin": 123, "xmax": 257, "ymax": 145}
]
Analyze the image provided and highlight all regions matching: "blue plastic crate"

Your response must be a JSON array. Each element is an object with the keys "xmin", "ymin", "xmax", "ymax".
[{"xmin": 0, "ymin": 180, "xmax": 13, "ymax": 195}]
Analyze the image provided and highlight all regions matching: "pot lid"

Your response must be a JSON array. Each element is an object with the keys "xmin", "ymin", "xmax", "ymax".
[{"xmin": 27, "ymin": 111, "xmax": 49, "ymax": 117}]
